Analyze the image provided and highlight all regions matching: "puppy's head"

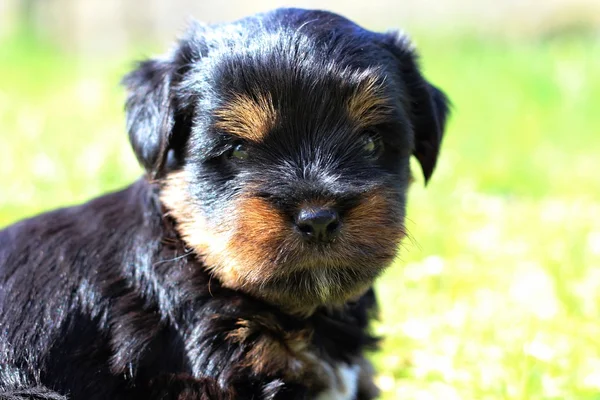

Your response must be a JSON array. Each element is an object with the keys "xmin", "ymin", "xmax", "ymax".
[{"xmin": 123, "ymin": 9, "xmax": 449, "ymax": 315}]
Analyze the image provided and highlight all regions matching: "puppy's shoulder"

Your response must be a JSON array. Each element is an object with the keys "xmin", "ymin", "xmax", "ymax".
[{"xmin": 0, "ymin": 179, "xmax": 159, "ymax": 277}]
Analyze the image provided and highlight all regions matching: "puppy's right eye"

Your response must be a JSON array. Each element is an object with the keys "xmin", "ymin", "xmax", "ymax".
[
  {"xmin": 229, "ymin": 143, "xmax": 249, "ymax": 160},
  {"xmin": 360, "ymin": 130, "xmax": 384, "ymax": 160}
]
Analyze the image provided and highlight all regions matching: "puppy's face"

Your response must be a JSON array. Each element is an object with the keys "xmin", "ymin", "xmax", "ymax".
[{"xmin": 124, "ymin": 9, "xmax": 449, "ymax": 314}]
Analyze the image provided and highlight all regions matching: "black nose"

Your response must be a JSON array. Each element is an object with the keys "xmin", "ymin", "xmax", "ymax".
[{"xmin": 295, "ymin": 207, "xmax": 340, "ymax": 243}]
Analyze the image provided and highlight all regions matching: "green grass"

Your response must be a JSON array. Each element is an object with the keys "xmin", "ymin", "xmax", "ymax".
[{"xmin": 1, "ymin": 31, "xmax": 599, "ymax": 399}]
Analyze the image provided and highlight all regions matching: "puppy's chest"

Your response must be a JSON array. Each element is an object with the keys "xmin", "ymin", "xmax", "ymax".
[
  {"xmin": 273, "ymin": 346, "xmax": 362, "ymax": 400},
  {"xmin": 313, "ymin": 361, "xmax": 361, "ymax": 400},
  {"xmin": 224, "ymin": 316, "xmax": 363, "ymax": 399}
]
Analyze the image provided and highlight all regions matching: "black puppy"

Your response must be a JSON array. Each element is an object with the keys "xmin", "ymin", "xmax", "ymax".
[{"xmin": 0, "ymin": 8, "xmax": 449, "ymax": 400}]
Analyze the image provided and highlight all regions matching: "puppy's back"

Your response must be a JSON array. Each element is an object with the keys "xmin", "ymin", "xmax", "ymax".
[{"xmin": 0, "ymin": 180, "xmax": 160, "ymax": 396}]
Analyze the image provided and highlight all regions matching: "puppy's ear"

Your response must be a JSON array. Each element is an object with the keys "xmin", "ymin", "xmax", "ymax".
[
  {"xmin": 123, "ymin": 58, "xmax": 177, "ymax": 178},
  {"xmin": 123, "ymin": 23, "xmax": 208, "ymax": 178},
  {"xmin": 384, "ymin": 32, "xmax": 450, "ymax": 184}
]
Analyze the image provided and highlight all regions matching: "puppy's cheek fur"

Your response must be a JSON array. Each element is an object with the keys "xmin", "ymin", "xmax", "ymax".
[
  {"xmin": 216, "ymin": 197, "xmax": 293, "ymax": 288},
  {"xmin": 159, "ymin": 170, "xmax": 224, "ymax": 258},
  {"xmin": 342, "ymin": 189, "xmax": 406, "ymax": 264},
  {"xmin": 160, "ymin": 171, "xmax": 290, "ymax": 291}
]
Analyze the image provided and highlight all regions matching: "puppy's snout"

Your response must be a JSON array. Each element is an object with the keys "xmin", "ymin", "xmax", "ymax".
[{"xmin": 295, "ymin": 207, "xmax": 340, "ymax": 243}]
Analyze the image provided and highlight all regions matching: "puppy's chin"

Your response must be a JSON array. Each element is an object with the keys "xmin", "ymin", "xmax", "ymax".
[
  {"xmin": 211, "ymin": 255, "xmax": 394, "ymax": 316},
  {"xmin": 244, "ymin": 264, "xmax": 384, "ymax": 315},
  {"xmin": 160, "ymin": 171, "xmax": 404, "ymax": 315}
]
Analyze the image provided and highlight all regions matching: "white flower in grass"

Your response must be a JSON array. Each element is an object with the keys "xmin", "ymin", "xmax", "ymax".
[
  {"xmin": 509, "ymin": 263, "xmax": 559, "ymax": 320},
  {"xmin": 32, "ymin": 153, "xmax": 57, "ymax": 179},
  {"xmin": 412, "ymin": 350, "xmax": 455, "ymax": 381},
  {"xmin": 375, "ymin": 375, "xmax": 395, "ymax": 392},
  {"xmin": 524, "ymin": 338, "xmax": 555, "ymax": 362},
  {"xmin": 587, "ymin": 231, "xmax": 600, "ymax": 255},
  {"xmin": 583, "ymin": 371, "xmax": 600, "ymax": 390},
  {"xmin": 423, "ymin": 255, "xmax": 445, "ymax": 276},
  {"xmin": 401, "ymin": 319, "xmax": 431, "ymax": 340}
]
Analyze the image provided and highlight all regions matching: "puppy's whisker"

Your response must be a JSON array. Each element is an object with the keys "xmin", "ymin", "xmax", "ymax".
[
  {"xmin": 207, "ymin": 273, "xmax": 214, "ymax": 298},
  {"xmin": 152, "ymin": 251, "xmax": 194, "ymax": 267}
]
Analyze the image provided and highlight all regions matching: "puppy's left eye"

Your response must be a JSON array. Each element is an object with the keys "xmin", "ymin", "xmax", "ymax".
[
  {"xmin": 360, "ymin": 131, "xmax": 384, "ymax": 159},
  {"xmin": 228, "ymin": 143, "xmax": 249, "ymax": 160}
]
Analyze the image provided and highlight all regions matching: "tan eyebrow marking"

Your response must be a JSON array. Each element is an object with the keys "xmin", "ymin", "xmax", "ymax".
[
  {"xmin": 214, "ymin": 92, "xmax": 277, "ymax": 142},
  {"xmin": 347, "ymin": 76, "xmax": 394, "ymax": 129}
]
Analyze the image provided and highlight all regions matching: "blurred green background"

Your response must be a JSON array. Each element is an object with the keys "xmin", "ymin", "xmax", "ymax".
[{"xmin": 1, "ymin": 1, "xmax": 600, "ymax": 399}]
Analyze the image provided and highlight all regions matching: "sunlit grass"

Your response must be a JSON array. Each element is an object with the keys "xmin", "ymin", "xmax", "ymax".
[
  {"xmin": 1, "ymin": 31, "xmax": 599, "ymax": 399},
  {"xmin": 374, "ymin": 33, "xmax": 600, "ymax": 400}
]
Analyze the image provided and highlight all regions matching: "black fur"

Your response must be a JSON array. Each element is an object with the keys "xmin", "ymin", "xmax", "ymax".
[{"xmin": 0, "ymin": 8, "xmax": 448, "ymax": 399}]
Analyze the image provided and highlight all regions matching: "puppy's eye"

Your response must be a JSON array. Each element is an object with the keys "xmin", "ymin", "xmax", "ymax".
[
  {"xmin": 229, "ymin": 143, "xmax": 249, "ymax": 160},
  {"xmin": 360, "ymin": 131, "xmax": 383, "ymax": 159}
]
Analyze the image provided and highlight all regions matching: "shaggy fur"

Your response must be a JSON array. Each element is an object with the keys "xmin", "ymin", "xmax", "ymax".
[{"xmin": 0, "ymin": 8, "xmax": 449, "ymax": 399}]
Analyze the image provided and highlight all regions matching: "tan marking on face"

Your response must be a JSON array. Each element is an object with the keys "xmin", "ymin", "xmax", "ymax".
[
  {"xmin": 210, "ymin": 196, "xmax": 295, "ymax": 291},
  {"xmin": 347, "ymin": 76, "xmax": 393, "ymax": 129},
  {"xmin": 214, "ymin": 92, "xmax": 277, "ymax": 142},
  {"xmin": 342, "ymin": 189, "xmax": 405, "ymax": 263},
  {"xmin": 160, "ymin": 170, "xmax": 222, "ymax": 256},
  {"xmin": 160, "ymin": 172, "xmax": 294, "ymax": 299}
]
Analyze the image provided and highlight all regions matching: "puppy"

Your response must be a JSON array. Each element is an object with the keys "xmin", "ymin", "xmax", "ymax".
[{"xmin": 0, "ymin": 8, "xmax": 449, "ymax": 400}]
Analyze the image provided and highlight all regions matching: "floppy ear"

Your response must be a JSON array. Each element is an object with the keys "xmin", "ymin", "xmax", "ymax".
[
  {"xmin": 123, "ymin": 23, "xmax": 209, "ymax": 179},
  {"xmin": 384, "ymin": 32, "xmax": 450, "ymax": 183},
  {"xmin": 410, "ymin": 81, "xmax": 450, "ymax": 183},
  {"xmin": 122, "ymin": 57, "xmax": 184, "ymax": 180},
  {"xmin": 123, "ymin": 58, "xmax": 176, "ymax": 178}
]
